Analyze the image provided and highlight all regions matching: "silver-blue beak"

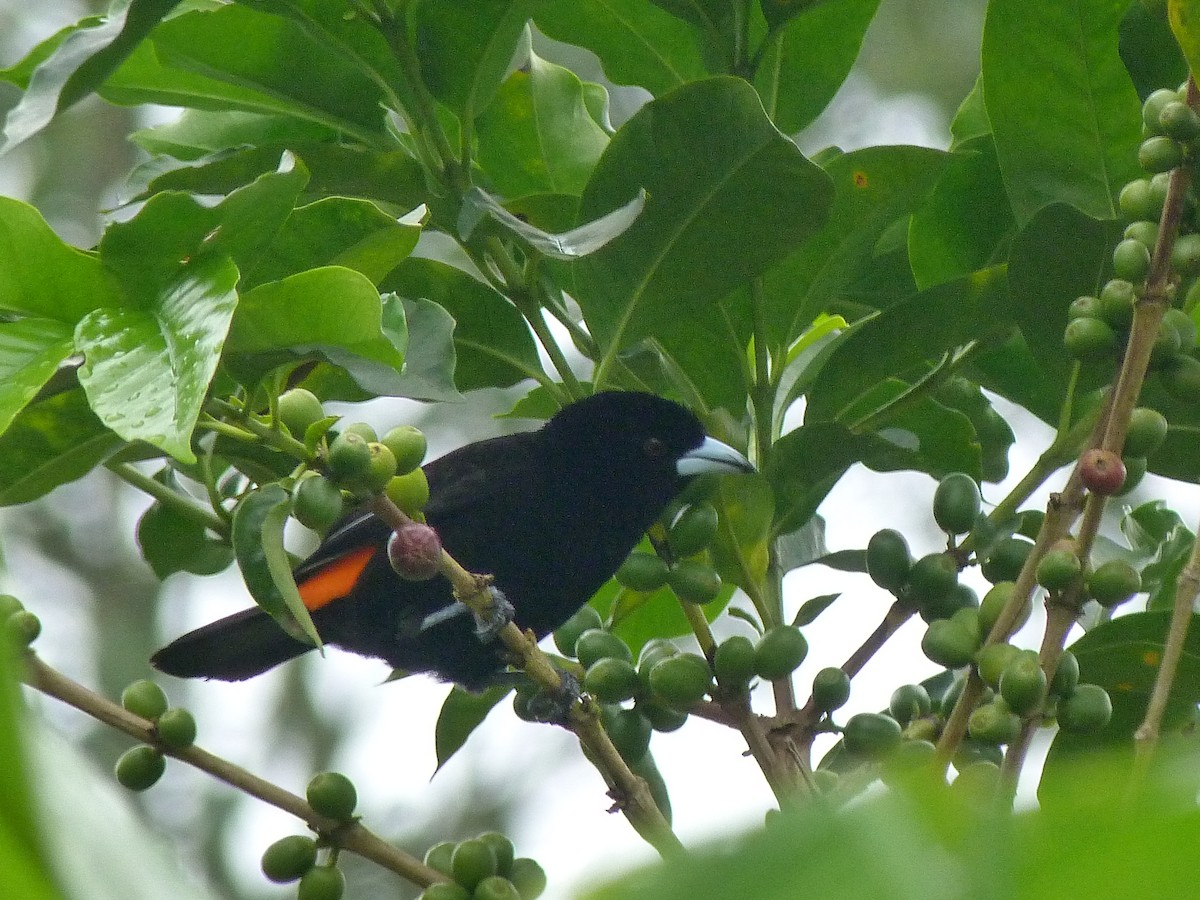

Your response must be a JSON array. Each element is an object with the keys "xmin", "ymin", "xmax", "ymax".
[{"xmin": 676, "ymin": 436, "xmax": 754, "ymax": 478}]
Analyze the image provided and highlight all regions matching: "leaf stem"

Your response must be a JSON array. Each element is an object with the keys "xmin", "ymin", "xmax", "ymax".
[{"xmin": 106, "ymin": 462, "xmax": 229, "ymax": 539}]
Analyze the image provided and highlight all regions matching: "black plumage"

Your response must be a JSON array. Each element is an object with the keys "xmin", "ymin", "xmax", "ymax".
[{"xmin": 152, "ymin": 391, "xmax": 752, "ymax": 687}]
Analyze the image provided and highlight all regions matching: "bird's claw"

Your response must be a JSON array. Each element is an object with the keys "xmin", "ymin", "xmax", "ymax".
[
  {"xmin": 472, "ymin": 587, "xmax": 515, "ymax": 642},
  {"xmin": 525, "ymin": 667, "xmax": 581, "ymax": 726}
]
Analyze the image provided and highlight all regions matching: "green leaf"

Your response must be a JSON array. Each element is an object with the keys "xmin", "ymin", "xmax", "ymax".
[
  {"xmin": 587, "ymin": 760, "xmax": 1200, "ymax": 900},
  {"xmin": 534, "ymin": 0, "xmax": 708, "ymax": 96},
  {"xmin": 805, "ymin": 267, "xmax": 1011, "ymax": 424},
  {"xmin": 102, "ymin": 5, "xmax": 391, "ymax": 145},
  {"xmin": 132, "ymin": 142, "xmax": 427, "ymax": 211},
  {"xmin": 0, "ymin": 319, "xmax": 75, "ymax": 437},
  {"xmin": 1170, "ymin": 0, "xmax": 1200, "ymax": 82},
  {"xmin": 572, "ymin": 76, "xmax": 832, "ymax": 361},
  {"xmin": 0, "ymin": 628, "xmax": 59, "ymax": 900},
  {"xmin": 767, "ymin": 423, "xmax": 885, "ymax": 537},
  {"xmin": 75, "ymin": 255, "xmax": 240, "ymax": 464},
  {"xmin": 1122, "ymin": 1, "xmax": 1187, "ymax": 100},
  {"xmin": 130, "ymin": 108, "xmax": 338, "ymax": 160},
  {"xmin": 0, "ymin": 0, "xmax": 180, "ymax": 153},
  {"xmin": 981, "ymin": 203, "xmax": 1117, "ymax": 424},
  {"xmin": 1041, "ymin": 611, "xmax": 1200, "ymax": 806},
  {"xmin": 950, "ymin": 74, "xmax": 990, "ymax": 148},
  {"xmin": 100, "ymin": 153, "xmax": 310, "ymax": 303},
  {"xmin": 434, "ymin": 685, "xmax": 512, "ymax": 772},
  {"xmin": 381, "ymin": 257, "xmax": 543, "ymax": 391},
  {"xmin": 792, "ymin": 593, "xmax": 841, "ymax": 627},
  {"xmin": 982, "ymin": 0, "xmax": 1141, "ymax": 225},
  {"xmin": 709, "ymin": 473, "xmax": 773, "ymax": 591},
  {"xmin": 760, "ymin": 145, "xmax": 948, "ymax": 348},
  {"xmin": 0, "ymin": 197, "xmax": 124, "ymax": 323},
  {"xmin": 136, "ymin": 479, "xmax": 233, "ymax": 579},
  {"xmin": 231, "ymin": 484, "xmax": 321, "ymax": 648},
  {"xmin": 908, "ymin": 137, "xmax": 1014, "ymax": 290},
  {"xmin": 389, "ymin": 297, "xmax": 462, "ymax": 403},
  {"xmin": 460, "ymin": 186, "xmax": 646, "ymax": 258},
  {"xmin": 1121, "ymin": 501, "xmax": 1195, "ymax": 612},
  {"xmin": 242, "ymin": 197, "xmax": 421, "ymax": 290},
  {"xmin": 476, "ymin": 52, "xmax": 610, "ymax": 197},
  {"xmin": 753, "ymin": 0, "xmax": 882, "ymax": 135},
  {"xmin": 415, "ymin": 0, "xmax": 534, "ymax": 122},
  {"xmin": 227, "ymin": 267, "xmax": 406, "ymax": 396},
  {"xmin": 0, "ymin": 390, "xmax": 122, "ymax": 506}
]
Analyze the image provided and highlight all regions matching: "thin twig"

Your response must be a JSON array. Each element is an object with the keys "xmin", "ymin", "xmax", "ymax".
[{"xmin": 21, "ymin": 653, "xmax": 447, "ymax": 886}]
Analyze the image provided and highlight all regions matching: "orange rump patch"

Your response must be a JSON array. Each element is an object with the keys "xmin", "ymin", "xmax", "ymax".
[{"xmin": 298, "ymin": 546, "xmax": 375, "ymax": 611}]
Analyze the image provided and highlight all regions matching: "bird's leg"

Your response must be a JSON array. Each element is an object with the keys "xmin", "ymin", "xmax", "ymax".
[
  {"xmin": 525, "ymin": 668, "xmax": 581, "ymax": 726},
  {"xmin": 471, "ymin": 586, "xmax": 515, "ymax": 642}
]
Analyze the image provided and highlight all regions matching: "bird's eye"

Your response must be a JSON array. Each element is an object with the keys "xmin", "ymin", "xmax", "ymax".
[{"xmin": 644, "ymin": 437, "xmax": 667, "ymax": 458}]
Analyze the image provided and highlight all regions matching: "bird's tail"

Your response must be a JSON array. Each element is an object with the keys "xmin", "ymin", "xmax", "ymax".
[{"xmin": 152, "ymin": 607, "xmax": 313, "ymax": 681}]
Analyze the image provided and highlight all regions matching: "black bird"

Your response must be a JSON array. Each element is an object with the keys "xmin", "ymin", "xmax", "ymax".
[{"xmin": 152, "ymin": 391, "xmax": 753, "ymax": 688}]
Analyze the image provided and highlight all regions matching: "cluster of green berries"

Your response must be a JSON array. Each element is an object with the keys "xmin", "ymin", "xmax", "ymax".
[
  {"xmin": 114, "ymin": 680, "xmax": 197, "ymax": 791},
  {"xmin": 817, "ymin": 644, "xmax": 1110, "ymax": 792},
  {"xmin": 420, "ymin": 833, "xmax": 546, "ymax": 900},
  {"xmin": 547, "ymin": 606, "xmax": 807, "ymax": 757},
  {"xmin": 1065, "ymin": 85, "xmax": 1200, "ymax": 405},
  {"xmin": 258, "ymin": 773, "xmax": 359, "ymax": 899},
  {"xmin": 614, "ymin": 501, "xmax": 723, "ymax": 604},
  {"xmin": 0, "ymin": 594, "xmax": 40, "ymax": 648},
  {"xmin": 280, "ymin": 388, "xmax": 430, "ymax": 536}
]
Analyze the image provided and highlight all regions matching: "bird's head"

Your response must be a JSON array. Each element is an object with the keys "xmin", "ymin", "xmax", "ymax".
[{"xmin": 543, "ymin": 392, "xmax": 753, "ymax": 510}]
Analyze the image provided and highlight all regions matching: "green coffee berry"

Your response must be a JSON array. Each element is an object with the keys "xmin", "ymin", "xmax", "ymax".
[
  {"xmin": 115, "ymin": 745, "xmax": 166, "ymax": 791},
  {"xmin": 306, "ymin": 771, "xmax": 358, "ymax": 821},
  {"xmin": 261, "ymin": 835, "xmax": 317, "ymax": 884},
  {"xmin": 121, "ymin": 680, "xmax": 169, "ymax": 720},
  {"xmin": 615, "ymin": 552, "xmax": 670, "ymax": 592},
  {"xmin": 552, "ymin": 605, "xmax": 603, "ymax": 658}
]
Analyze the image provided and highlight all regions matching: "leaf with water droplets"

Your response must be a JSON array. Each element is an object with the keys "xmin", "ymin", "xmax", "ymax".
[{"xmin": 75, "ymin": 255, "xmax": 239, "ymax": 463}]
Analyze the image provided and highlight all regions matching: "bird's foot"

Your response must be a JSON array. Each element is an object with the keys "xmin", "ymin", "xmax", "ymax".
[{"xmin": 472, "ymin": 586, "xmax": 515, "ymax": 642}]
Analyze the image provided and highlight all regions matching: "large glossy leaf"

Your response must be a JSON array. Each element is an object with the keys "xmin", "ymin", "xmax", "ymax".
[
  {"xmin": 75, "ymin": 255, "xmax": 239, "ymax": 464},
  {"xmin": 388, "ymin": 296, "xmax": 462, "ymax": 403},
  {"xmin": 415, "ymin": 0, "xmax": 534, "ymax": 122},
  {"xmin": 226, "ymin": 267, "xmax": 407, "ymax": 395},
  {"xmin": 100, "ymin": 153, "xmax": 309, "ymax": 302},
  {"xmin": 381, "ymin": 257, "xmax": 543, "ymax": 391},
  {"xmin": 982, "ymin": 0, "xmax": 1141, "ymax": 225},
  {"xmin": 978, "ymin": 203, "xmax": 1117, "ymax": 425},
  {"xmin": 767, "ymin": 422, "xmax": 887, "ymax": 538},
  {"xmin": 752, "ymin": 0, "xmax": 881, "ymax": 135},
  {"xmin": 534, "ymin": 0, "xmax": 708, "ymax": 96},
  {"xmin": 475, "ymin": 53, "xmax": 609, "ymax": 198},
  {"xmin": 0, "ymin": 390, "xmax": 123, "ymax": 506},
  {"xmin": 131, "ymin": 141, "xmax": 426, "ymax": 211},
  {"xmin": 240, "ymin": 197, "xmax": 420, "ymax": 290},
  {"xmin": 835, "ymin": 379, "xmax": 983, "ymax": 480},
  {"xmin": 572, "ymin": 76, "xmax": 832, "ymax": 363},
  {"xmin": 0, "ymin": 0, "xmax": 179, "ymax": 153},
  {"xmin": 760, "ymin": 145, "xmax": 948, "ymax": 348},
  {"xmin": 908, "ymin": 136, "xmax": 1013, "ymax": 290},
  {"xmin": 231, "ymin": 484, "xmax": 322, "ymax": 648},
  {"xmin": 1041, "ymin": 611, "xmax": 1200, "ymax": 806},
  {"xmin": 130, "ymin": 108, "xmax": 337, "ymax": 160},
  {"xmin": 0, "ymin": 319, "xmax": 75, "ymax": 437},
  {"xmin": 805, "ymin": 267, "xmax": 1011, "ymax": 424},
  {"xmin": 101, "ymin": 5, "xmax": 391, "ymax": 145},
  {"xmin": 0, "ymin": 198, "xmax": 124, "ymax": 323}
]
